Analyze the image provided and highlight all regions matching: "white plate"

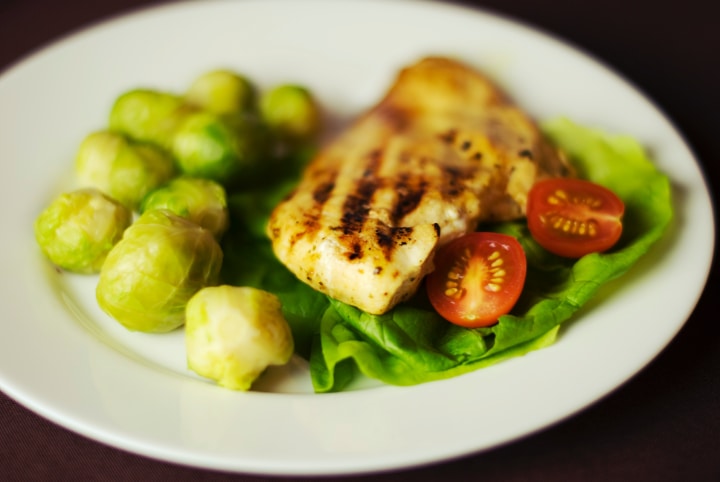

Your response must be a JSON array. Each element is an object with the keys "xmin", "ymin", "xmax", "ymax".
[{"xmin": 0, "ymin": 0, "xmax": 714, "ymax": 476}]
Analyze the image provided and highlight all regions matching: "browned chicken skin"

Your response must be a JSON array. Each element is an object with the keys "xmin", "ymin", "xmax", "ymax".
[{"xmin": 267, "ymin": 57, "xmax": 571, "ymax": 315}]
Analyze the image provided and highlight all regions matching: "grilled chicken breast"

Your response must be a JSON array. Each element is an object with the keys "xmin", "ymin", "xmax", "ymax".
[{"xmin": 267, "ymin": 57, "xmax": 571, "ymax": 315}]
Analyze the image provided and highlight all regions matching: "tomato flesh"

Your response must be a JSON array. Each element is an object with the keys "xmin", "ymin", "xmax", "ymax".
[
  {"xmin": 426, "ymin": 232, "xmax": 527, "ymax": 327},
  {"xmin": 527, "ymin": 178, "xmax": 624, "ymax": 258}
]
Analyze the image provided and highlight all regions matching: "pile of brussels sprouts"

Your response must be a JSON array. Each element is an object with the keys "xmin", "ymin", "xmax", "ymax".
[{"xmin": 34, "ymin": 69, "xmax": 320, "ymax": 390}]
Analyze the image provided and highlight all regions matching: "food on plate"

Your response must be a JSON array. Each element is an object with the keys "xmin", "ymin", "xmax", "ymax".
[
  {"xmin": 34, "ymin": 188, "xmax": 132, "ymax": 273},
  {"xmin": 37, "ymin": 67, "xmax": 315, "ymax": 336},
  {"xmin": 107, "ymin": 71, "xmax": 321, "ymax": 189},
  {"xmin": 267, "ymin": 57, "xmax": 572, "ymax": 316},
  {"xmin": 109, "ymin": 84, "xmax": 273, "ymax": 187},
  {"xmin": 33, "ymin": 67, "xmax": 319, "ymax": 394},
  {"xmin": 526, "ymin": 178, "xmax": 625, "ymax": 258},
  {"xmin": 259, "ymin": 84, "xmax": 321, "ymax": 144},
  {"xmin": 224, "ymin": 116, "xmax": 672, "ymax": 392},
  {"xmin": 184, "ymin": 69, "xmax": 256, "ymax": 115},
  {"xmin": 425, "ymin": 232, "xmax": 527, "ymax": 327},
  {"xmin": 34, "ymin": 60, "xmax": 673, "ymax": 393},
  {"xmin": 96, "ymin": 209, "xmax": 223, "ymax": 333},
  {"xmin": 109, "ymin": 89, "xmax": 186, "ymax": 150},
  {"xmin": 140, "ymin": 177, "xmax": 229, "ymax": 239},
  {"xmin": 75, "ymin": 130, "xmax": 176, "ymax": 210},
  {"xmin": 170, "ymin": 110, "xmax": 269, "ymax": 184},
  {"xmin": 185, "ymin": 285, "xmax": 294, "ymax": 390}
]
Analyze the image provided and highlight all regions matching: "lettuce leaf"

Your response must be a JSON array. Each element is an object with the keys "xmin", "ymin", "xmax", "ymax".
[{"xmin": 221, "ymin": 118, "xmax": 673, "ymax": 392}]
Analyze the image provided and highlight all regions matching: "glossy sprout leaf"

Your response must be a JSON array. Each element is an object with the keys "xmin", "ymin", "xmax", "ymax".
[
  {"xmin": 185, "ymin": 285, "xmax": 294, "ymax": 391},
  {"xmin": 96, "ymin": 209, "xmax": 223, "ymax": 333},
  {"xmin": 141, "ymin": 176, "xmax": 229, "ymax": 239},
  {"xmin": 75, "ymin": 130, "xmax": 176, "ymax": 210},
  {"xmin": 185, "ymin": 69, "xmax": 256, "ymax": 115},
  {"xmin": 109, "ymin": 89, "xmax": 186, "ymax": 149},
  {"xmin": 34, "ymin": 188, "xmax": 132, "ymax": 274}
]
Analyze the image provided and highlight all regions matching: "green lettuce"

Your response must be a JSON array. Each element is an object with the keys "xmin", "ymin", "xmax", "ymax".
[{"xmin": 221, "ymin": 118, "xmax": 673, "ymax": 392}]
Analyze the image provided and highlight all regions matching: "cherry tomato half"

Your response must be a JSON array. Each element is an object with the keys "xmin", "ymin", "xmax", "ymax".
[
  {"xmin": 426, "ymin": 232, "xmax": 527, "ymax": 328},
  {"xmin": 526, "ymin": 178, "xmax": 625, "ymax": 258}
]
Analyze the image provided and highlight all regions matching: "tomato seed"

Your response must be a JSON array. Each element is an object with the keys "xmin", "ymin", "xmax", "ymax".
[{"xmin": 486, "ymin": 283, "xmax": 501, "ymax": 292}]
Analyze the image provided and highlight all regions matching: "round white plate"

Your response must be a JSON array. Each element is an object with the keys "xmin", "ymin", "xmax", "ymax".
[{"xmin": 0, "ymin": 0, "xmax": 714, "ymax": 476}]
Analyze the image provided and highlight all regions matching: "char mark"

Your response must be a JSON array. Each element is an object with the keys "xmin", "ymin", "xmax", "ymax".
[
  {"xmin": 346, "ymin": 242, "xmax": 363, "ymax": 261},
  {"xmin": 438, "ymin": 129, "xmax": 458, "ymax": 144},
  {"xmin": 340, "ymin": 180, "xmax": 376, "ymax": 235},
  {"xmin": 363, "ymin": 149, "xmax": 383, "ymax": 177},
  {"xmin": 340, "ymin": 149, "xmax": 382, "ymax": 236},
  {"xmin": 443, "ymin": 166, "xmax": 464, "ymax": 197},
  {"xmin": 518, "ymin": 149, "xmax": 533, "ymax": 159},
  {"xmin": 392, "ymin": 173, "xmax": 427, "ymax": 223},
  {"xmin": 375, "ymin": 225, "xmax": 414, "ymax": 261},
  {"xmin": 313, "ymin": 181, "xmax": 335, "ymax": 204},
  {"xmin": 287, "ymin": 212, "xmax": 321, "ymax": 248}
]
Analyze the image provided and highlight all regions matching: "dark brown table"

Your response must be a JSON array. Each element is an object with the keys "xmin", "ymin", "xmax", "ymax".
[{"xmin": 1, "ymin": 0, "xmax": 717, "ymax": 480}]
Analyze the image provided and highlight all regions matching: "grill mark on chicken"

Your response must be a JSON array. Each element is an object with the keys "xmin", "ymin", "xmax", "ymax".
[
  {"xmin": 313, "ymin": 179, "xmax": 335, "ymax": 204},
  {"xmin": 438, "ymin": 129, "xmax": 458, "ymax": 144},
  {"xmin": 285, "ymin": 168, "xmax": 339, "ymax": 246},
  {"xmin": 518, "ymin": 149, "xmax": 533, "ymax": 159},
  {"xmin": 392, "ymin": 173, "xmax": 428, "ymax": 223},
  {"xmin": 334, "ymin": 149, "xmax": 385, "ymax": 262},
  {"xmin": 374, "ymin": 225, "xmax": 416, "ymax": 261},
  {"xmin": 374, "ymin": 223, "xmax": 440, "ymax": 271},
  {"xmin": 346, "ymin": 242, "xmax": 363, "ymax": 261},
  {"xmin": 443, "ymin": 166, "xmax": 461, "ymax": 197},
  {"xmin": 339, "ymin": 149, "xmax": 382, "ymax": 236}
]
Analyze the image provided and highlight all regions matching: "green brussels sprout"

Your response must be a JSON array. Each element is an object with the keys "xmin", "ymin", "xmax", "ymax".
[
  {"xmin": 185, "ymin": 285, "xmax": 294, "ymax": 390},
  {"xmin": 140, "ymin": 177, "xmax": 229, "ymax": 239},
  {"xmin": 109, "ymin": 89, "xmax": 189, "ymax": 149},
  {"xmin": 75, "ymin": 131, "xmax": 176, "ymax": 210},
  {"xmin": 97, "ymin": 209, "xmax": 223, "ymax": 333},
  {"xmin": 259, "ymin": 84, "xmax": 320, "ymax": 143},
  {"xmin": 170, "ymin": 111, "xmax": 268, "ymax": 185},
  {"xmin": 34, "ymin": 188, "xmax": 132, "ymax": 273},
  {"xmin": 185, "ymin": 70, "xmax": 256, "ymax": 115}
]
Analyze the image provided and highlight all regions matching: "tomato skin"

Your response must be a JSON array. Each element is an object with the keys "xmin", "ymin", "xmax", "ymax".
[
  {"xmin": 527, "ymin": 178, "xmax": 624, "ymax": 258},
  {"xmin": 426, "ymin": 232, "xmax": 527, "ymax": 328}
]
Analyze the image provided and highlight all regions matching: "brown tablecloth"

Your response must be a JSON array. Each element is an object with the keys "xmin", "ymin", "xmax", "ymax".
[{"xmin": 1, "ymin": 0, "xmax": 718, "ymax": 480}]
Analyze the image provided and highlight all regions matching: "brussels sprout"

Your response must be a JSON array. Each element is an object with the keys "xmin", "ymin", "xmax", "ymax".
[
  {"xmin": 75, "ymin": 131, "xmax": 176, "ymax": 210},
  {"xmin": 171, "ymin": 111, "xmax": 268, "ymax": 185},
  {"xmin": 185, "ymin": 70, "xmax": 256, "ymax": 115},
  {"xmin": 34, "ymin": 188, "xmax": 132, "ymax": 273},
  {"xmin": 185, "ymin": 285, "xmax": 294, "ymax": 391},
  {"xmin": 259, "ymin": 84, "xmax": 320, "ymax": 143},
  {"xmin": 109, "ymin": 89, "xmax": 188, "ymax": 149},
  {"xmin": 97, "ymin": 209, "xmax": 223, "ymax": 333},
  {"xmin": 141, "ymin": 177, "xmax": 229, "ymax": 239}
]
